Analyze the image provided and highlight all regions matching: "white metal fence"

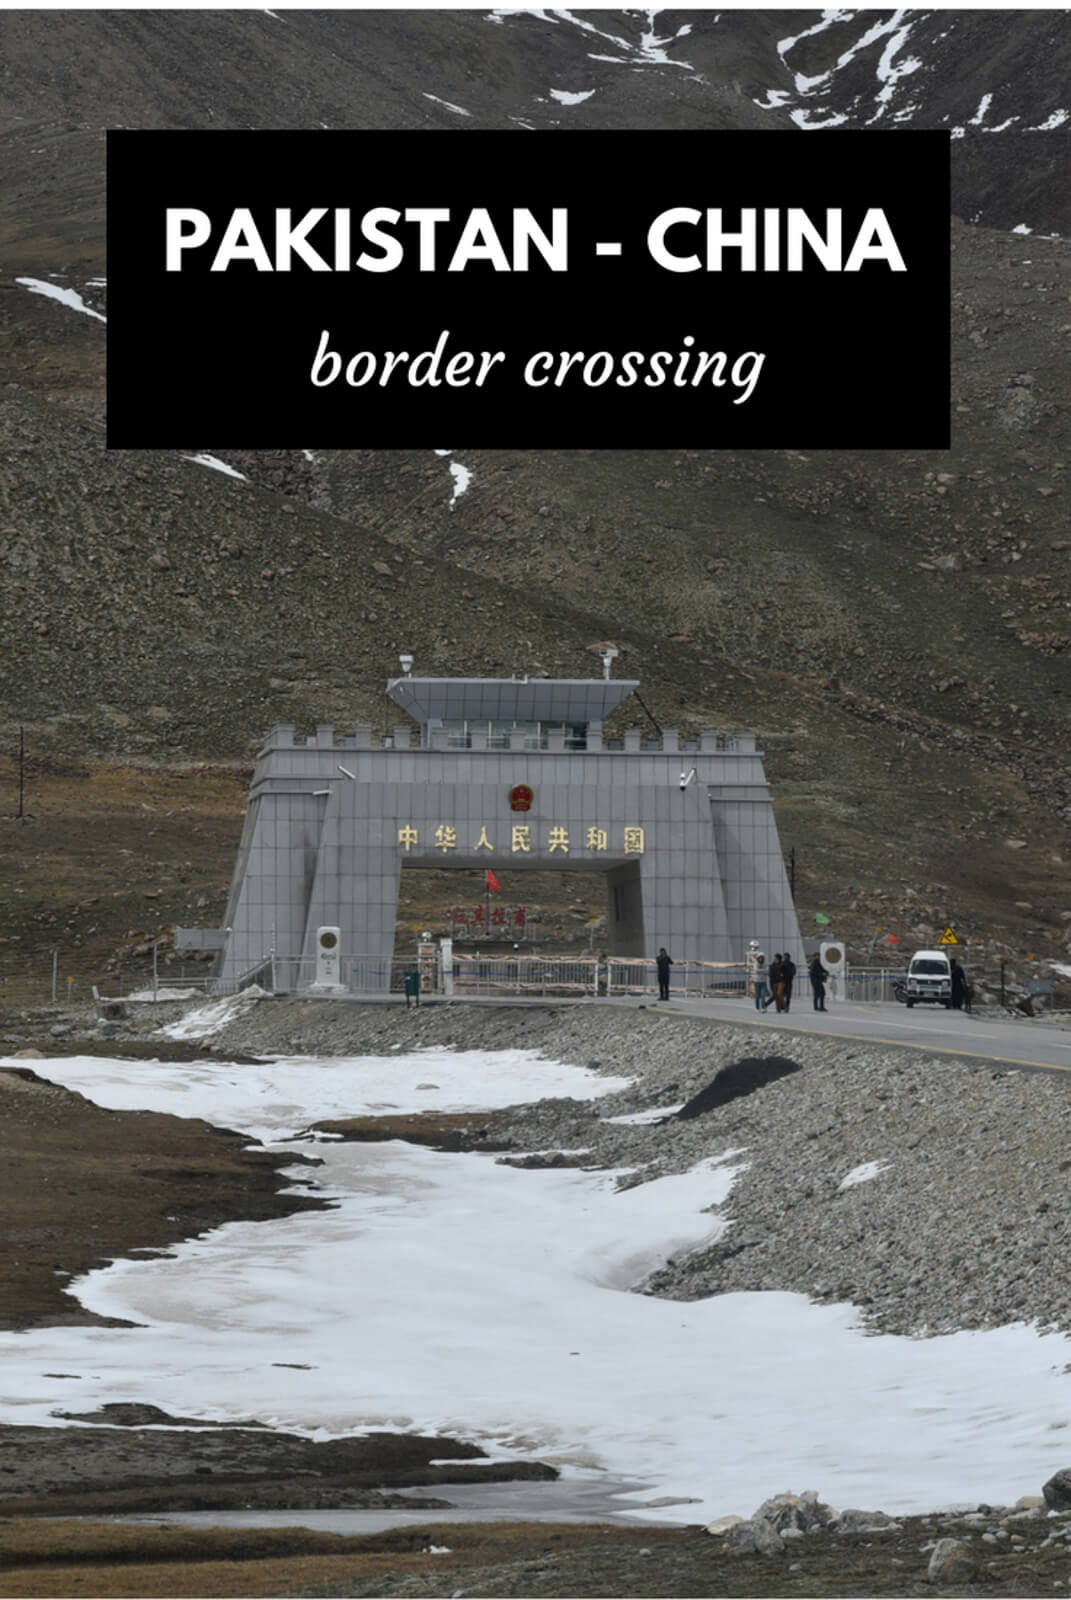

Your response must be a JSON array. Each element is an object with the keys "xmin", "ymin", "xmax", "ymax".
[
  {"xmin": 8, "ymin": 952, "xmax": 1057, "ymax": 1011},
  {"xmin": 344, "ymin": 955, "xmax": 753, "ymax": 1000},
  {"xmin": 70, "ymin": 953, "xmax": 752, "ymax": 1003},
  {"xmin": 843, "ymin": 967, "xmax": 907, "ymax": 1004},
  {"xmin": 606, "ymin": 959, "xmax": 749, "ymax": 998}
]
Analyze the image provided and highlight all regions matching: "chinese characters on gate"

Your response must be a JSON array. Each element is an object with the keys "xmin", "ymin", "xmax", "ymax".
[
  {"xmin": 450, "ymin": 904, "xmax": 527, "ymax": 933},
  {"xmin": 397, "ymin": 824, "xmax": 646, "ymax": 855}
]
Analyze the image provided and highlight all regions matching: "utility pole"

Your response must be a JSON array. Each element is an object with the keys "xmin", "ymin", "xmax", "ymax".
[{"xmin": 12, "ymin": 726, "xmax": 33, "ymax": 821}]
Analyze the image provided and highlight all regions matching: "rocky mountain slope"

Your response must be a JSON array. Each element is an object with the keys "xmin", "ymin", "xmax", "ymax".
[{"xmin": 1, "ymin": 8, "xmax": 1069, "ymax": 979}]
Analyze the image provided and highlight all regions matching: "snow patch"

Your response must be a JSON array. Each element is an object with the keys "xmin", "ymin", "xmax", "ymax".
[
  {"xmin": 181, "ymin": 454, "xmax": 248, "ymax": 481},
  {"xmin": 422, "ymin": 93, "xmax": 471, "ymax": 118},
  {"xmin": 3, "ymin": 1052, "xmax": 1071, "ymax": 1520},
  {"xmin": 871, "ymin": 15, "xmax": 922, "ymax": 116},
  {"xmin": 9, "ymin": 1048, "xmax": 634, "ymax": 1145},
  {"xmin": 790, "ymin": 107, "xmax": 849, "ymax": 129},
  {"xmin": 124, "ymin": 987, "xmax": 205, "ymax": 1003},
  {"xmin": 490, "ymin": 7, "xmax": 693, "ymax": 70},
  {"xmin": 839, "ymin": 1160, "xmax": 891, "ymax": 1190},
  {"xmin": 16, "ymin": 278, "xmax": 106, "ymax": 324},
  {"xmin": 754, "ymin": 88, "xmax": 793, "ymax": 111},
  {"xmin": 604, "ymin": 1105, "xmax": 683, "ymax": 1126},
  {"xmin": 159, "ymin": 987, "xmax": 269, "ymax": 1040},
  {"xmin": 549, "ymin": 88, "xmax": 595, "ymax": 105},
  {"xmin": 766, "ymin": 9, "xmax": 922, "ymax": 126},
  {"xmin": 432, "ymin": 449, "xmax": 472, "ymax": 505},
  {"xmin": 447, "ymin": 462, "xmax": 472, "ymax": 504}
]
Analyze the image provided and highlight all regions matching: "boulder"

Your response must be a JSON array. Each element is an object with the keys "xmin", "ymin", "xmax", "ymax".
[
  {"xmin": 754, "ymin": 1490, "xmax": 835, "ymax": 1535},
  {"xmin": 705, "ymin": 1514, "xmax": 743, "ymax": 1536},
  {"xmin": 726, "ymin": 1517, "xmax": 784, "ymax": 1557},
  {"xmin": 752, "ymin": 1517, "xmax": 786, "ymax": 1557},
  {"xmin": 1043, "ymin": 1468, "xmax": 1071, "ymax": 1511},
  {"xmin": 927, "ymin": 1538, "xmax": 978, "ymax": 1584},
  {"xmin": 836, "ymin": 1507, "xmax": 902, "ymax": 1533}
]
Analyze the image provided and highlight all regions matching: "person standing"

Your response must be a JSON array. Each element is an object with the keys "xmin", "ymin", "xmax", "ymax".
[
  {"xmin": 753, "ymin": 952, "xmax": 769, "ymax": 1011},
  {"xmin": 769, "ymin": 953, "xmax": 785, "ymax": 1012},
  {"xmin": 656, "ymin": 947, "xmax": 673, "ymax": 1001},
  {"xmin": 809, "ymin": 954, "xmax": 828, "ymax": 1011},
  {"xmin": 781, "ymin": 952, "xmax": 797, "ymax": 1013},
  {"xmin": 950, "ymin": 957, "xmax": 966, "ymax": 1011}
]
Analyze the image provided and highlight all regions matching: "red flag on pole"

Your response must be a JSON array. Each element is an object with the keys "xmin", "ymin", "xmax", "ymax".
[{"xmin": 486, "ymin": 868, "xmax": 501, "ymax": 893}]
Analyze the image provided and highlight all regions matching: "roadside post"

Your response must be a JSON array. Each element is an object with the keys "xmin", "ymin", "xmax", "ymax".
[{"xmin": 820, "ymin": 941, "xmax": 845, "ymax": 1003}]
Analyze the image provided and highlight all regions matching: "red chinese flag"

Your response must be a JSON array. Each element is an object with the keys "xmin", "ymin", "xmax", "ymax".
[
  {"xmin": 486, "ymin": 868, "xmax": 501, "ymax": 893},
  {"xmin": 886, "ymin": 933, "xmax": 900, "ymax": 945}
]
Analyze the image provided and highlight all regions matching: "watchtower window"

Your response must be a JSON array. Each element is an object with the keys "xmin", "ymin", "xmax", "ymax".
[{"xmin": 440, "ymin": 720, "xmax": 588, "ymax": 750}]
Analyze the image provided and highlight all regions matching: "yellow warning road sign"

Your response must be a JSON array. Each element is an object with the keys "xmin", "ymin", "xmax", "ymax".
[{"xmin": 939, "ymin": 926, "xmax": 959, "ymax": 945}]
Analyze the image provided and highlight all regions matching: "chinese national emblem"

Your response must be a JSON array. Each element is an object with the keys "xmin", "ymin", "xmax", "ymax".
[{"xmin": 509, "ymin": 784, "xmax": 534, "ymax": 812}]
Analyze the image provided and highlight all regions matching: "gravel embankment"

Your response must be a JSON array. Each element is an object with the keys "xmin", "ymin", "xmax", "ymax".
[{"xmin": 206, "ymin": 997, "xmax": 1071, "ymax": 1340}]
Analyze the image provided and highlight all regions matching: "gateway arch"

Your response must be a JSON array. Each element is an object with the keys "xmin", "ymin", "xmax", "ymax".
[{"xmin": 184, "ymin": 666, "xmax": 801, "ymax": 990}]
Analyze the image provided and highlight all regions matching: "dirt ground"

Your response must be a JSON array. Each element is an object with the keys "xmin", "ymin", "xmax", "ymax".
[
  {"xmin": 0, "ymin": 1056, "xmax": 325, "ymax": 1331},
  {"xmin": 5, "ymin": 1032, "xmax": 1071, "ymax": 1598}
]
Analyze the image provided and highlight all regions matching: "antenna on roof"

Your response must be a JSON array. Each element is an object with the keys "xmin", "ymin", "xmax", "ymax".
[
  {"xmin": 600, "ymin": 645, "xmax": 619, "ymax": 680},
  {"xmin": 398, "ymin": 652, "xmax": 414, "ymax": 676}
]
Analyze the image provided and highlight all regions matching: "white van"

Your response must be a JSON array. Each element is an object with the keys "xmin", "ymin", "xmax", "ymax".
[{"xmin": 905, "ymin": 949, "xmax": 952, "ymax": 1008}]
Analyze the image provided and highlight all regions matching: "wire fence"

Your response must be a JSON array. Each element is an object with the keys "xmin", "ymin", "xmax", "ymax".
[{"xmin": 0, "ymin": 957, "xmax": 221, "ymax": 1009}]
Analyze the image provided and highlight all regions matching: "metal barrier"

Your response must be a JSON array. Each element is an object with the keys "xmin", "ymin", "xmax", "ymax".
[
  {"xmin": 21, "ymin": 954, "xmax": 762, "ymax": 1006},
  {"xmin": 37, "ymin": 953, "xmax": 1039, "ymax": 1011},
  {"xmin": 348, "ymin": 956, "xmax": 422, "ymax": 996},
  {"xmin": 843, "ymin": 967, "xmax": 907, "ymax": 1004},
  {"xmin": 94, "ymin": 955, "xmax": 311, "ymax": 1003},
  {"xmin": 447, "ymin": 954, "xmax": 599, "ymax": 998},
  {"xmin": 606, "ymin": 959, "xmax": 748, "ymax": 998}
]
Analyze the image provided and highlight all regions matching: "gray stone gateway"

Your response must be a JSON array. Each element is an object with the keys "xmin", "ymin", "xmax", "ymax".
[{"xmin": 183, "ymin": 665, "xmax": 801, "ymax": 990}]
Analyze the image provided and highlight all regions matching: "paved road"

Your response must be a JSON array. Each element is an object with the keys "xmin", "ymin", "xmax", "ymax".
[{"xmin": 620, "ymin": 993, "xmax": 1071, "ymax": 1076}]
